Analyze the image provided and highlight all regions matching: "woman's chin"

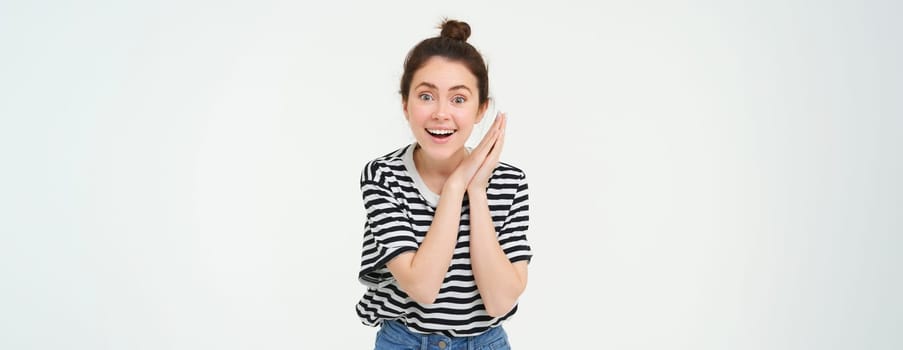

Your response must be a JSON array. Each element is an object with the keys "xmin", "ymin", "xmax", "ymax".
[{"xmin": 417, "ymin": 141, "xmax": 463, "ymax": 159}]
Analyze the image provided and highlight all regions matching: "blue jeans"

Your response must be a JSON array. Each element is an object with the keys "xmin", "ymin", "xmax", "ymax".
[{"xmin": 375, "ymin": 319, "xmax": 511, "ymax": 350}]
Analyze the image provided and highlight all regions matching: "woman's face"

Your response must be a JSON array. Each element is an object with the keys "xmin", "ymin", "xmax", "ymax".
[{"xmin": 404, "ymin": 56, "xmax": 487, "ymax": 160}]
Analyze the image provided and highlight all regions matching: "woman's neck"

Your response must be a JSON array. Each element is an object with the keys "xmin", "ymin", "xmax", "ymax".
[{"xmin": 413, "ymin": 144, "xmax": 468, "ymax": 180}]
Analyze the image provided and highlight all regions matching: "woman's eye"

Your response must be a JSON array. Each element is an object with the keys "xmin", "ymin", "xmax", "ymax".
[
  {"xmin": 453, "ymin": 96, "xmax": 466, "ymax": 104},
  {"xmin": 419, "ymin": 93, "xmax": 433, "ymax": 101}
]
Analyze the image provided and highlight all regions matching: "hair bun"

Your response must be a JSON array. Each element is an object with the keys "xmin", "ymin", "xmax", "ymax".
[{"xmin": 439, "ymin": 19, "xmax": 471, "ymax": 42}]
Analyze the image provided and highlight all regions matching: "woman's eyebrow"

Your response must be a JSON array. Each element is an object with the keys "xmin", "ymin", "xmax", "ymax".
[
  {"xmin": 414, "ymin": 82, "xmax": 472, "ymax": 94},
  {"xmin": 415, "ymin": 82, "xmax": 438, "ymax": 90},
  {"xmin": 448, "ymin": 85, "xmax": 472, "ymax": 93}
]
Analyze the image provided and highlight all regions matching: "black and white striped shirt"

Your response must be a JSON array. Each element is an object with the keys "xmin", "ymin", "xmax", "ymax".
[{"xmin": 356, "ymin": 143, "xmax": 532, "ymax": 337}]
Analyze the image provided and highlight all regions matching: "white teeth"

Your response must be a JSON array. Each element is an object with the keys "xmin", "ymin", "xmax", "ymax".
[{"xmin": 427, "ymin": 129, "xmax": 455, "ymax": 135}]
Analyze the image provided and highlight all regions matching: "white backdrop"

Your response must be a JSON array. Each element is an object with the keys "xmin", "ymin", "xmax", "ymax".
[{"xmin": 1, "ymin": 1, "xmax": 901, "ymax": 349}]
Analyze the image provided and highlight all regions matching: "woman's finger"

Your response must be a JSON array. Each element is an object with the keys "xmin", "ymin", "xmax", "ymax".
[
  {"xmin": 488, "ymin": 115, "xmax": 506, "ymax": 162},
  {"xmin": 471, "ymin": 115, "xmax": 498, "ymax": 151},
  {"xmin": 495, "ymin": 120, "xmax": 505, "ymax": 157},
  {"xmin": 478, "ymin": 114, "xmax": 505, "ymax": 169},
  {"xmin": 472, "ymin": 130, "xmax": 498, "ymax": 161},
  {"xmin": 490, "ymin": 111, "xmax": 504, "ymax": 135},
  {"xmin": 472, "ymin": 120, "xmax": 501, "ymax": 158}
]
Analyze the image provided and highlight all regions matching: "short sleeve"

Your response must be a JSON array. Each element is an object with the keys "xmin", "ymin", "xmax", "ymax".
[
  {"xmin": 358, "ymin": 162, "xmax": 419, "ymax": 288},
  {"xmin": 498, "ymin": 172, "xmax": 532, "ymax": 264}
]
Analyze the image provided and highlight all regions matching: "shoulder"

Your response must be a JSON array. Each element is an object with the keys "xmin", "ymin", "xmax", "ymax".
[
  {"xmin": 495, "ymin": 161, "xmax": 528, "ymax": 181},
  {"xmin": 360, "ymin": 144, "xmax": 412, "ymax": 184},
  {"xmin": 490, "ymin": 161, "xmax": 529, "ymax": 195}
]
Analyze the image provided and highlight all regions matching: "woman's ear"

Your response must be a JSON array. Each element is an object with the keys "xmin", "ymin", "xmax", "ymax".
[
  {"xmin": 402, "ymin": 100, "xmax": 409, "ymax": 121},
  {"xmin": 474, "ymin": 100, "xmax": 489, "ymax": 124},
  {"xmin": 475, "ymin": 100, "xmax": 489, "ymax": 124}
]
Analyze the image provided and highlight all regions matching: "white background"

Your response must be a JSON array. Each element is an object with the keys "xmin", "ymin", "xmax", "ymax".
[{"xmin": 1, "ymin": 1, "xmax": 901, "ymax": 349}]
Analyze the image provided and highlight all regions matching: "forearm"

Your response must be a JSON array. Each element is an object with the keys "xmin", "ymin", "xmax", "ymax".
[
  {"xmin": 468, "ymin": 188, "xmax": 527, "ymax": 317},
  {"xmin": 391, "ymin": 184, "xmax": 466, "ymax": 303}
]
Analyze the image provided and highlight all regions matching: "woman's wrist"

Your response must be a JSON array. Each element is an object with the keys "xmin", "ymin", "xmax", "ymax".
[
  {"xmin": 442, "ymin": 180, "xmax": 468, "ymax": 198},
  {"xmin": 466, "ymin": 185, "xmax": 487, "ymax": 197}
]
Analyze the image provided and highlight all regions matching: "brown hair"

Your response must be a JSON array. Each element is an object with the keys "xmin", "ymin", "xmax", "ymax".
[{"xmin": 399, "ymin": 19, "xmax": 489, "ymax": 107}]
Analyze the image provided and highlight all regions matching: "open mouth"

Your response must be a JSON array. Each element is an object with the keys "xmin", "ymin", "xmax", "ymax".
[{"xmin": 426, "ymin": 128, "xmax": 456, "ymax": 139}]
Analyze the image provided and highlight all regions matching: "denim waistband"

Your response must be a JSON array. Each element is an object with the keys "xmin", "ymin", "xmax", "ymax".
[{"xmin": 377, "ymin": 319, "xmax": 508, "ymax": 350}]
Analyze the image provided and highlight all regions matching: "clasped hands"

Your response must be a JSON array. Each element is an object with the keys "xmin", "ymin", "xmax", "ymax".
[{"xmin": 446, "ymin": 112, "xmax": 507, "ymax": 195}]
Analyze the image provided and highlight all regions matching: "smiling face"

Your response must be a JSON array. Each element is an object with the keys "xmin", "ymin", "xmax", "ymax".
[{"xmin": 403, "ymin": 56, "xmax": 488, "ymax": 161}]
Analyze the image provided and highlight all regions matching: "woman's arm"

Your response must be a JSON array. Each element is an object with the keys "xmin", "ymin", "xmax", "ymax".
[
  {"xmin": 468, "ymin": 187, "xmax": 529, "ymax": 317},
  {"xmin": 385, "ymin": 183, "xmax": 465, "ymax": 305},
  {"xmin": 465, "ymin": 113, "xmax": 529, "ymax": 317},
  {"xmin": 386, "ymin": 116, "xmax": 506, "ymax": 304}
]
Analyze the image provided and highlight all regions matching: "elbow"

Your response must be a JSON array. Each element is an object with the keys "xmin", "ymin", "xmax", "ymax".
[
  {"xmin": 483, "ymin": 293, "xmax": 521, "ymax": 317},
  {"xmin": 483, "ymin": 286, "xmax": 526, "ymax": 317},
  {"xmin": 401, "ymin": 282, "xmax": 440, "ymax": 305},
  {"xmin": 484, "ymin": 301, "xmax": 515, "ymax": 318},
  {"xmin": 409, "ymin": 291, "xmax": 438, "ymax": 305}
]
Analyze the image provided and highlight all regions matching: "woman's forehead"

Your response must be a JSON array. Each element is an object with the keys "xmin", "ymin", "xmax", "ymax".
[{"xmin": 411, "ymin": 57, "xmax": 478, "ymax": 90}]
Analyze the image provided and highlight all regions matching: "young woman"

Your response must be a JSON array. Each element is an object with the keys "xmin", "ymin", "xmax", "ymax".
[{"xmin": 356, "ymin": 19, "xmax": 532, "ymax": 350}]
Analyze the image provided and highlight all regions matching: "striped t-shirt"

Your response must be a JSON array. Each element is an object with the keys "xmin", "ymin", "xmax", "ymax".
[{"xmin": 356, "ymin": 143, "xmax": 532, "ymax": 337}]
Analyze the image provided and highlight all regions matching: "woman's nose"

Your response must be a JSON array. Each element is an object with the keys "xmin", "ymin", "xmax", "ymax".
[{"xmin": 433, "ymin": 103, "xmax": 450, "ymax": 119}]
